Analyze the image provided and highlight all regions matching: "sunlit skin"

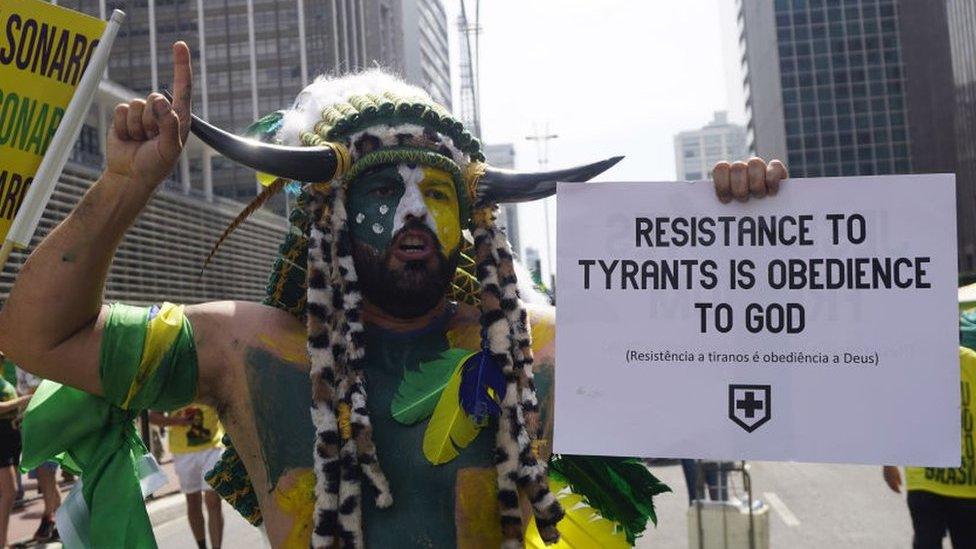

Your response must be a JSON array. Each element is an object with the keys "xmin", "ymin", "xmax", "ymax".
[{"xmin": 0, "ymin": 42, "xmax": 788, "ymax": 548}]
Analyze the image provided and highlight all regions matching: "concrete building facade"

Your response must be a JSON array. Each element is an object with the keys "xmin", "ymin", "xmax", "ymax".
[
  {"xmin": 483, "ymin": 143, "xmax": 520, "ymax": 256},
  {"xmin": 1, "ymin": 2, "xmax": 459, "ymax": 309},
  {"xmin": 399, "ymin": 0, "xmax": 452, "ymax": 110},
  {"xmin": 674, "ymin": 111, "xmax": 748, "ymax": 180},
  {"xmin": 0, "ymin": 163, "xmax": 286, "ymax": 307},
  {"xmin": 56, "ymin": 0, "xmax": 451, "ymax": 210},
  {"xmin": 737, "ymin": 0, "xmax": 976, "ymax": 270},
  {"xmin": 947, "ymin": 0, "xmax": 976, "ymax": 269}
]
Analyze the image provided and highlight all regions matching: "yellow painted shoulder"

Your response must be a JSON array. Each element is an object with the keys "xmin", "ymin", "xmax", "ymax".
[
  {"xmin": 274, "ymin": 469, "xmax": 317, "ymax": 549},
  {"xmin": 527, "ymin": 304, "xmax": 556, "ymax": 351}
]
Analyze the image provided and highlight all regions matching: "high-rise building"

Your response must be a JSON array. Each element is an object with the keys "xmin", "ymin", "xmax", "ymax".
[
  {"xmin": 674, "ymin": 111, "xmax": 748, "ymax": 180},
  {"xmin": 59, "ymin": 0, "xmax": 450, "ymax": 210},
  {"xmin": 947, "ymin": 0, "xmax": 976, "ymax": 268},
  {"xmin": 737, "ymin": 0, "xmax": 976, "ymax": 269},
  {"xmin": 483, "ymin": 143, "xmax": 520, "ymax": 256},
  {"xmin": 399, "ymin": 0, "xmax": 451, "ymax": 110}
]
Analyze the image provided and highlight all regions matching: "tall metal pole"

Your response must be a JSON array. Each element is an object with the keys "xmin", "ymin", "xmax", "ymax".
[
  {"xmin": 98, "ymin": 0, "xmax": 109, "ymax": 170},
  {"xmin": 247, "ymin": 0, "xmax": 260, "ymax": 194},
  {"xmin": 457, "ymin": 0, "xmax": 482, "ymax": 138},
  {"xmin": 525, "ymin": 124, "xmax": 558, "ymax": 288},
  {"xmin": 339, "ymin": 0, "xmax": 350, "ymax": 69},
  {"xmin": 357, "ymin": 0, "xmax": 367, "ymax": 66},
  {"xmin": 149, "ymin": 0, "xmax": 158, "ymax": 90},
  {"xmin": 247, "ymin": 0, "xmax": 259, "ymax": 120},
  {"xmin": 473, "ymin": 0, "xmax": 481, "ymax": 126},
  {"xmin": 331, "ymin": 0, "xmax": 341, "ymax": 69},
  {"xmin": 347, "ymin": 0, "xmax": 359, "ymax": 68},
  {"xmin": 297, "ymin": 0, "xmax": 309, "ymax": 85},
  {"xmin": 197, "ymin": 0, "xmax": 212, "ymax": 202}
]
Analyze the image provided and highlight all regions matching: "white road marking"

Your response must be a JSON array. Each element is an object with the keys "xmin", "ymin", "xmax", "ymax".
[{"xmin": 764, "ymin": 491, "xmax": 801, "ymax": 527}]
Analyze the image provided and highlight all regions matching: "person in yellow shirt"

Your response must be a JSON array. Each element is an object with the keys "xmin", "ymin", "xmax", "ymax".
[
  {"xmin": 150, "ymin": 404, "xmax": 225, "ymax": 549},
  {"xmin": 883, "ymin": 312, "xmax": 976, "ymax": 549}
]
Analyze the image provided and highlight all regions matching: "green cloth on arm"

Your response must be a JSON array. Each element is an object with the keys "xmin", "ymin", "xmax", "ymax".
[{"xmin": 20, "ymin": 303, "xmax": 198, "ymax": 549}]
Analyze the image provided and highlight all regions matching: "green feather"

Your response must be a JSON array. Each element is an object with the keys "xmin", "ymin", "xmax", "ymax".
[
  {"xmin": 422, "ymin": 359, "xmax": 480, "ymax": 464},
  {"xmin": 391, "ymin": 348, "xmax": 472, "ymax": 425},
  {"xmin": 244, "ymin": 110, "xmax": 286, "ymax": 141},
  {"xmin": 548, "ymin": 455, "xmax": 671, "ymax": 545}
]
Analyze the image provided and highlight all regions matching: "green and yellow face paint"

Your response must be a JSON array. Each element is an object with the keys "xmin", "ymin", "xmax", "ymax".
[{"xmin": 346, "ymin": 163, "xmax": 461, "ymax": 256}]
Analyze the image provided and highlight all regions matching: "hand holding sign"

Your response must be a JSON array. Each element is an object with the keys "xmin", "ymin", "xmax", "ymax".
[
  {"xmin": 106, "ymin": 41, "xmax": 192, "ymax": 189},
  {"xmin": 712, "ymin": 157, "xmax": 789, "ymax": 202}
]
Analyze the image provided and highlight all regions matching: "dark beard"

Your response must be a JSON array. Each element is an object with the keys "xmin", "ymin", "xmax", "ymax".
[{"xmin": 351, "ymin": 225, "xmax": 459, "ymax": 319}]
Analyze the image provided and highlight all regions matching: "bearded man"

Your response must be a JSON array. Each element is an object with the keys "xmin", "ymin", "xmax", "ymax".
[{"xmin": 0, "ymin": 43, "xmax": 787, "ymax": 549}]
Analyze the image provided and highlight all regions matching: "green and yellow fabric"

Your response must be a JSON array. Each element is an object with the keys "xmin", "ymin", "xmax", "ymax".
[
  {"xmin": 904, "ymin": 312, "xmax": 976, "ymax": 499},
  {"xmin": 20, "ymin": 303, "xmax": 197, "ymax": 548}
]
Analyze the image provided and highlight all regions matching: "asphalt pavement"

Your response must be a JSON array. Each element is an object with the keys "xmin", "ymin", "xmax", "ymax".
[
  {"xmin": 155, "ymin": 500, "xmax": 267, "ymax": 549},
  {"xmin": 637, "ymin": 460, "xmax": 942, "ymax": 549},
  {"xmin": 153, "ymin": 461, "xmax": 943, "ymax": 549}
]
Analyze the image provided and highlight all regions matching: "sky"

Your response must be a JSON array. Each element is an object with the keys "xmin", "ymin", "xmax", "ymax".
[{"xmin": 448, "ymin": 0, "xmax": 746, "ymax": 285}]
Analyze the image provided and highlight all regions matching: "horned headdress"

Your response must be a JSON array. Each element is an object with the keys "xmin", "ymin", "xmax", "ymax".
[{"xmin": 180, "ymin": 71, "xmax": 623, "ymax": 547}]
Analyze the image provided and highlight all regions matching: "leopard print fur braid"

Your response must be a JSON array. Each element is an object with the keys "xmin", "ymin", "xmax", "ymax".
[
  {"xmin": 330, "ymin": 185, "xmax": 392, "ymax": 547},
  {"xmin": 473, "ymin": 218, "xmax": 524, "ymax": 547},
  {"xmin": 492, "ymin": 229, "xmax": 563, "ymax": 542},
  {"xmin": 308, "ymin": 182, "xmax": 391, "ymax": 548},
  {"xmin": 472, "ymin": 209, "xmax": 567, "ymax": 546},
  {"xmin": 327, "ymin": 184, "xmax": 365, "ymax": 549},
  {"xmin": 306, "ymin": 185, "xmax": 343, "ymax": 548}
]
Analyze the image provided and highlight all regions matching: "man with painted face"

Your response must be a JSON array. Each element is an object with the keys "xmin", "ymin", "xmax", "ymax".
[
  {"xmin": 0, "ymin": 43, "xmax": 787, "ymax": 548},
  {"xmin": 348, "ymin": 164, "xmax": 463, "ymax": 319}
]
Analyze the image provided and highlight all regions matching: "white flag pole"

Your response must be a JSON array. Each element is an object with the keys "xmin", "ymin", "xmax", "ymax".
[{"xmin": 0, "ymin": 9, "xmax": 126, "ymax": 269}]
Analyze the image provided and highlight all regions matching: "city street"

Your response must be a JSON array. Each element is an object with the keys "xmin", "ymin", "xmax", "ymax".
[
  {"xmin": 1, "ymin": 1, "xmax": 972, "ymax": 548},
  {"xmin": 156, "ymin": 501, "xmax": 267, "ymax": 549},
  {"xmin": 152, "ymin": 461, "xmax": 941, "ymax": 549},
  {"xmin": 639, "ymin": 460, "xmax": 935, "ymax": 549}
]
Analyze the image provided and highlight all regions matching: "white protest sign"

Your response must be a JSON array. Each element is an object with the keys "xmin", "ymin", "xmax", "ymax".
[{"xmin": 554, "ymin": 175, "xmax": 959, "ymax": 466}]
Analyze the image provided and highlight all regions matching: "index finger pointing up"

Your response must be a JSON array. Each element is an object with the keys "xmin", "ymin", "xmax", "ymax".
[{"xmin": 171, "ymin": 41, "xmax": 193, "ymax": 140}]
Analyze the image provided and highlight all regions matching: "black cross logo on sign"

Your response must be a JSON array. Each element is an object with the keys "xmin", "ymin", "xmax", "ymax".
[
  {"xmin": 736, "ymin": 391, "xmax": 764, "ymax": 418},
  {"xmin": 728, "ymin": 384, "xmax": 771, "ymax": 433}
]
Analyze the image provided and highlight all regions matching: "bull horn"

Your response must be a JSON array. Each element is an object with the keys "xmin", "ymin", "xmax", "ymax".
[
  {"xmin": 476, "ymin": 156, "xmax": 623, "ymax": 204},
  {"xmin": 162, "ymin": 90, "xmax": 342, "ymax": 183}
]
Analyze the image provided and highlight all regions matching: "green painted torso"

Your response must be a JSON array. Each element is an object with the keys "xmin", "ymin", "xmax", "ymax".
[
  {"xmin": 246, "ymin": 309, "xmax": 496, "ymax": 547},
  {"xmin": 361, "ymin": 317, "xmax": 496, "ymax": 548}
]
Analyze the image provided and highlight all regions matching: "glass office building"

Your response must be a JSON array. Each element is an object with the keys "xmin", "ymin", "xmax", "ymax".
[
  {"xmin": 739, "ymin": 0, "xmax": 915, "ymax": 177},
  {"xmin": 739, "ymin": 0, "xmax": 976, "ymax": 269}
]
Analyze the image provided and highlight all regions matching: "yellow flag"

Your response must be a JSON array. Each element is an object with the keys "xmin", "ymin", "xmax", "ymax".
[{"xmin": 0, "ymin": 0, "xmax": 106, "ymax": 242}]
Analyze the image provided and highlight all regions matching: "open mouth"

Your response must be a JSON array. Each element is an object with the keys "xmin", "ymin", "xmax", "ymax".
[{"xmin": 392, "ymin": 229, "xmax": 435, "ymax": 262}]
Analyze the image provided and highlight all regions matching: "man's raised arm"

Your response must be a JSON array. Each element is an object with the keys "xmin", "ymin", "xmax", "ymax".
[{"xmin": 0, "ymin": 42, "xmax": 197, "ymax": 395}]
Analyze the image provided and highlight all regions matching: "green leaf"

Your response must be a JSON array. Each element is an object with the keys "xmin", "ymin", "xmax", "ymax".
[
  {"xmin": 391, "ymin": 348, "xmax": 472, "ymax": 425},
  {"xmin": 548, "ymin": 455, "xmax": 672, "ymax": 544}
]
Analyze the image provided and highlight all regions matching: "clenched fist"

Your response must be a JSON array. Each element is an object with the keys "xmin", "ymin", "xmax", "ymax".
[
  {"xmin": 106, "ymin": 41, "xmax": 192, "ymax": 188},
  {"xmin": 712, "ymin": 157, "xmax": 788, "ymax": 203}
]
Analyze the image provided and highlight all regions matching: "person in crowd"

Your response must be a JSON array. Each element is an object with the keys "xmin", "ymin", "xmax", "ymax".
[
  {"xmin": 0, "ymin": 370, "xmax": 30, "ymax": 546},
  {"xmin": 681, "ymin": 459, "xmax": 730, "ymax": 504},
  {"xmin": 882, "ymin": 310, "xmax": 976, "ymax": 549},
  {"xmin": 15, "ymin": 368, "xmax": 61, "ymax": 542},
  {"xmin": 149, "ymin": 405, "xmax": 225, "ymax": 549},
  {"xmin": 0, "ymin": 354, "xmax": 24, "ymax": 509}
]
